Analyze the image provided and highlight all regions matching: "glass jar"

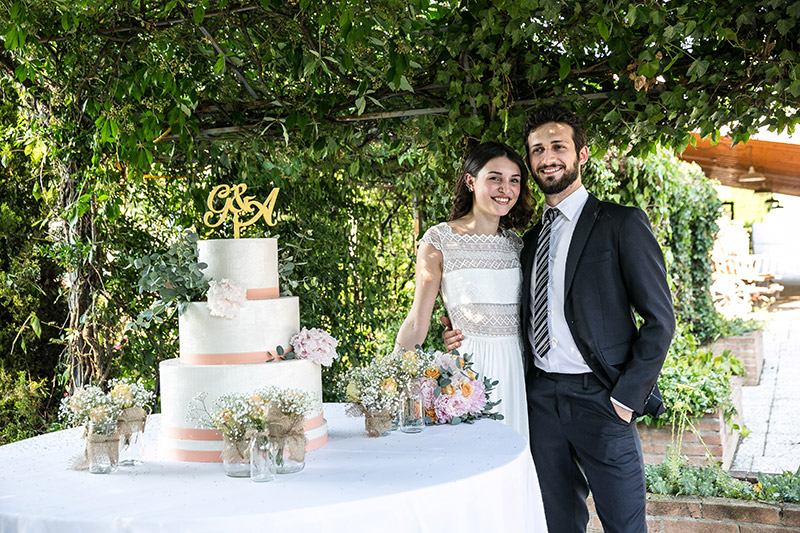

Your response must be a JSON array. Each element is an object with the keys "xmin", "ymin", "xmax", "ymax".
[
  {"xmin": 249, "ymin": 433, "xmax": 276, "ymax": 482},
  {"xmin": 400, "ymin": 388, "xmax": 425, "ymax": 434},
  {"xmin": 87, "ymin": 420, "xmax": 120, "ymax": 474},
  {"xmin": 364, "ymin": 408, "xmax": 393, "ymax": 437},
  {"xmin": 221, "ymin": 435, "xmax": 251, "ymax": 478},
  {"xmin": 118, "ymin": 409, "xmax": 146, "ymax": 466},
  {"xmin": 273, "ymin": 442, "xmax": 305, "ymax": 474}
]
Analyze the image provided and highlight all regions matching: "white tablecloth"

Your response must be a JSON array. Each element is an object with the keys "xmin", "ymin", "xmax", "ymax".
[{"xmin": 0, "ymin": 403, "xmax": 541, "ymax": 532}]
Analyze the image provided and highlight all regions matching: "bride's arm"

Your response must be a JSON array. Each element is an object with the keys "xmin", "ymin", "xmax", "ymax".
[{"xmin": 394, "ymin": 241, "xmax": 443, "ymax": 352}]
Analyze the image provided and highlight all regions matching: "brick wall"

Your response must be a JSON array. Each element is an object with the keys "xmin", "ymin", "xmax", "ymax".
[
  {"xmin": 638, "ymin": 377, "xmax": 743, "ymax": 469},
  {"xmin": 587, "ymin": 494, "xmax": 800, "ymax": 532},
  {"xmin": 712, "ymin": 329, "xmax": 764, "ymax": 386}
]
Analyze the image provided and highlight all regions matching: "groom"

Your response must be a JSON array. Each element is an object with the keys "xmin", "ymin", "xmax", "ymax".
[{"xmin": 445, "ymin": 104, "xmax": 675, "ymax": 533}]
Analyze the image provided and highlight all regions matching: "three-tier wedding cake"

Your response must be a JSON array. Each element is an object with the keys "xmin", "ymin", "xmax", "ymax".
[{"xmin": 158, "ymin": 238, "xmax": 327, "ymax": 461}]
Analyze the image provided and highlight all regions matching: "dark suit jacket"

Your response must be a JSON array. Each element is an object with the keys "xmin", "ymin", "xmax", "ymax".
[{"xmin": 520, "ymin": 194, "xmax": 675, "ymax": 416}]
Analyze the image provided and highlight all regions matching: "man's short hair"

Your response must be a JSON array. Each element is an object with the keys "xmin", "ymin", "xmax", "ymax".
[{"xmin": 523, "ymin": 104, "xmax": 587, "ymax": 159}]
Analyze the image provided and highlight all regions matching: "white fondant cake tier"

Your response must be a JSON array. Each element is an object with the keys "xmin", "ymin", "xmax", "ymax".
[
  {"xmin": 178, "ymin": 297, "xmax": 299, "ymax": 364},
  {"xmin": 198, "ymin": 238, "xmax": 279, "ymax": 298},
  {"xmin": 158, "ymin": 358, "xmax": 327, "ymax": 462}
]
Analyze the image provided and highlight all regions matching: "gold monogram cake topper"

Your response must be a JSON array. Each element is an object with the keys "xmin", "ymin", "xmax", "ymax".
[{"xmin": 203, "ymin": 184, "xmax": 279, "ymax": 238}]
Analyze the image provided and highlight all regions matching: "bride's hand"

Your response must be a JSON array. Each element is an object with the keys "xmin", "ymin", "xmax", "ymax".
[{"xmin": 440, "ymin": 316, "xmax": 463, "ymax": 352}]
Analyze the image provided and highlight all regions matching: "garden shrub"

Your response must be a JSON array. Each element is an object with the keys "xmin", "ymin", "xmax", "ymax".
[
  {"xmin": 647, "ymin": 460, "xmax": 800, "ymax": 504},
  {"xmin": 640, "ymin": 323, "xmax": 745, "ymax": 428},
  {"xmin": 0, "ymin": 368, "xmax": 55, "ymax": 445}
]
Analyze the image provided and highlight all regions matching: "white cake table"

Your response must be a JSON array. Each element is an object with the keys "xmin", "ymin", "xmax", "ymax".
[{"xmin": 0, "ymin": 403, "xmax": 542, "ymax": 532}]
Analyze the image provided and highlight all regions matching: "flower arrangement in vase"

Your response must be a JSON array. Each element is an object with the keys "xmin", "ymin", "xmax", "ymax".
[
  {"xmin": 188, "ymin": 386, "xmax": 315, "ymax": 477},
  {"xmin": 188, "ymin": 392, "xmax": 259, "ymax": 477},
  {"xmin": 342, "ymin": 349, "xmax": 429, "ymax": 437},
  {"xmin": 59, "ymin": 385, "xmax": 123, "ymax": 474},
  {"xmin": 108, "ymin": 378, "xmax": 155, "ymax": 466},
  {"xmin": 257, "ymin": 386, "xmax": 314, "ymax": 473}
]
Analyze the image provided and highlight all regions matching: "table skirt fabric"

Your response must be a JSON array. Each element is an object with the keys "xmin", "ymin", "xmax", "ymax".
[{"xmin": 0, "ymin": 403, "xmax": 543, "ymax": 532}]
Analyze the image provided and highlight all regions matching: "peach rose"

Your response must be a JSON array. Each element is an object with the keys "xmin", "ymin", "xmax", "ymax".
[
  {"xmin": 88, "ymin": 405, "xmax": 109, "ymax": 423},
  {"xmin": 442, "ymin": 384, "xmax": 455, "ymax": 396},
  {"xmin": 381, "ymin": 378, "xmax": 398, "ymax": 395},
  {"xmin": 345, "ymin": 381, "xmax": 360, "ymax": 402},
  {"xmin": 426, "ymin": 408, "xmax": 437, "ymax": 422},
  {"xmin": 424, "ymin": 367, "xmax": 440, "ymax": 379},
  {"xmin": 460, "ymin": 381, "xmax": 473, "ymax": 398}
]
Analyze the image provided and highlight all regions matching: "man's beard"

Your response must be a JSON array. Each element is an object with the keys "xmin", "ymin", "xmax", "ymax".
[{"xmin": 533, "ymin": 161, "xmax": 580, "ymax": 195}]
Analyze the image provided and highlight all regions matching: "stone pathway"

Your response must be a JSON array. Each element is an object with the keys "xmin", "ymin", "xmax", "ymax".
[{"xmin": 731, "ymin": 293, "xmax": 800, "ymax": 476}]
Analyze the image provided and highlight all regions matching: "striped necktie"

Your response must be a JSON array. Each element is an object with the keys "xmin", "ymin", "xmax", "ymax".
[{"xmin": 533, "ymin": 208, "xmax": 559, "ymax": 358}]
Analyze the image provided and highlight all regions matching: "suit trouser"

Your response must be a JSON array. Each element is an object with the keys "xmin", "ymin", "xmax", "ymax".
[{"xmin": 527, "ymin": 370, "xmax": 646, "ymax": 533}]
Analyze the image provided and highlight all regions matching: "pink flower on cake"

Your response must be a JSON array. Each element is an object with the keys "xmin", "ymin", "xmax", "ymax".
[
  {"xmin": 290, "ymin": 327, "xmax": 339, "ymax": 367},
  {"xmin": 206, "ymin": 279, "xmax": 247, "ymax": 319}
]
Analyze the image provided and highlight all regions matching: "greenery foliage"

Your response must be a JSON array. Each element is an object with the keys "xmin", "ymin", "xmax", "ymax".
[
  {"xmin": 0, "ymin": 368, "xmax": 55, "ymax": 444},
  {"xmin": 0, "ymin": 78, "xmax": 65, "ymax": 381},
  {"xmin": 640, "ymin": 323, "xmax": 745, "ymax": 428},
  {"xmin": 129, "ymin": 229, "xmax": 209, "ymax": 331},
  {"xmin": 600, "ymin": 147, "xmax": 724, "ymax": 344},
  {"xmin": 714, "ymin": 317, "xmax": 763, "ymax": 340},
  {"xmin": 0, "ymin": 1, "xmax": 791, "ymax": 443},
  {"xmin": 647, "ymin": 461, "xmax": 800, "ymax": 504}
]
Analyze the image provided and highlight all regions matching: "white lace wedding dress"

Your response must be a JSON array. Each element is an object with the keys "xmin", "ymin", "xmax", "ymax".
[
  {"xmin": 423, "ymin": 222, "xmax": 547, "ymax": 531},
  {"xmin": 421, "ymin": 222, "xmax": 529, "ymax": 438}
]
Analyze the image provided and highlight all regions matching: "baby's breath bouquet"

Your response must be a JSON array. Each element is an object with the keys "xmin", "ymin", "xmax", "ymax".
[
  {"xmin": 59, "ymin": 385, "xmax": 124, "ymax": 472},
  {"xmin": 59, "ymin": 385, "xmax": 122, "ymax": 432},
  {"xmin": 256, "ymin": 385, "xmax": 314, "ymax": 420},
  {"xmin": 189, "ymin": 392, "xmax": 256, "ymax": 441},
  {"xmin": 188, "ymin": 386, "xmax": 316, "ymax": 474},
  {"xmin": 108, "ymin": 378, "xmax": 155, "ymax": 465},
  {"xmin": 256, "ymin": 386, "xmax": 314, "ymax": 469},
  {"xmin": 188, "ymin": 392, "xmax": 260, "ymax": 475},
  {"xmin": 109, "ymin": 378, "xmax": 156, "ymax": 410},
  {"xmin": 343, "ymin": 349, "xmax": 429, "ymax": 437}
]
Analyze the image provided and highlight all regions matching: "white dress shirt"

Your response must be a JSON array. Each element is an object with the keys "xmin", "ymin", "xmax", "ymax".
[
  {"xmin": 529, "ymin": 185, "xmax": 592, "ymax": 374},
  {"xmin": 528, "ymin": 185, "xmax": 633, "ymax": 412}
]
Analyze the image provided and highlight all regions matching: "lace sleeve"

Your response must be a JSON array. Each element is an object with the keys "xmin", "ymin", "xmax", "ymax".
[
  {"xmin": 420, "ymin": 223, "xmax": 445, "ymax": 251},
  {"xmin": 505, "ymin": 229, "xmax": 524, "ymax": 254}
]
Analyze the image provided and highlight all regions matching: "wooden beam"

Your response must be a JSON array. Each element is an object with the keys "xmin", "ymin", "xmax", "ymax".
[{"xmin": 679, "ymin": 134, "xmax": 800, "ymax": 197}]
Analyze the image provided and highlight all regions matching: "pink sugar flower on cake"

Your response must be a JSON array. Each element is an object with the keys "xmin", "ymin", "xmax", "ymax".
[
  {"xmin": 206, "ymin": 279, "xmax": 247, "ymax": 319},
  {"xmin": 291, "ymin": 327, "xmax": 339, "ymax": 367}
]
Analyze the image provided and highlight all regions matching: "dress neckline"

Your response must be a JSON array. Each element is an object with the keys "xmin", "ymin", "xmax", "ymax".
[{"xmin": 443, "ymin": 222, "xmax": 509, "ymax": 240}]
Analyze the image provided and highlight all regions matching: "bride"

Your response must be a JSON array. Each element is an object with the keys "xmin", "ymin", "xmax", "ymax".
[{"xmin": 395, "ymin": 141, "xmax": 534, "ymax": 438}]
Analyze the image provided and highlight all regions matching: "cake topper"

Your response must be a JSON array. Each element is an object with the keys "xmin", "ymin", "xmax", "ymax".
[{"xmin": 203, "ymin": 184, "xmax": 279, "ymax": 238}]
